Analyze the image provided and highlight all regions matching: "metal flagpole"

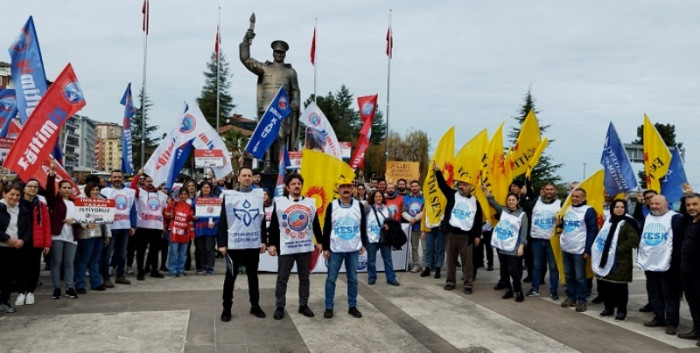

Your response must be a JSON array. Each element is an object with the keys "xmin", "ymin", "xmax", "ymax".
[
  {"xmin": 140, "ymin": 0, "xmax": 148, "ymax": 168},
  {"xmin": 384, "ymin": 9, "xmax": 392, "ymax": 167},
  {"xmin": 216, "ymin": 7, "xmax": 221, "ymax": 132},
  {"xmin": 313, "ymin": 18, "xmax": 317, "ymax": 104}
]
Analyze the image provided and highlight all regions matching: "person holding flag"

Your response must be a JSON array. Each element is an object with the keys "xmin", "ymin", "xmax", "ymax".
[
  {"xmin": 433, "ymin": 161, "xmax": 483, "ymax": 295},
  {"xmin": 130, "ymin": 170, "xmax": 168, "ymax": 281},
  {"xmin": 267, "ymin": 173, "xmax": 322, "ymax": 320}
]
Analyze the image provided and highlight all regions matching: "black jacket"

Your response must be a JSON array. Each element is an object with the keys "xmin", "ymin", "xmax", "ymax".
[
  {"xmin": 435, "ymin": 170, "xmax": 483, "ymax": 243},
  {"xmin": 0, "ymin": 202, "xmax": 33, "ymax": 246}
]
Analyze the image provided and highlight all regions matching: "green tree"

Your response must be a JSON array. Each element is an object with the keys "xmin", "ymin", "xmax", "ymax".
[
  {"xmin": 197, "ymin": 51, "xmax": 235, "ymax": 129},
  {"xmin": 631, "ymin": 122, "xmax": 683, "ymax": 188},
  {"xmin": 131, "ymin": 88, "xmax": 160, "ymax": 170},
  {"xmin": 508, "ymin": 89, "xmax": 561, "ymax": 190}
]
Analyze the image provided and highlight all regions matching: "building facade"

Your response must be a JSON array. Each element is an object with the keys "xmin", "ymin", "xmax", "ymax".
[{"xmin": 95, "ymin": 123, "xmax": 123, "ymax": 172}]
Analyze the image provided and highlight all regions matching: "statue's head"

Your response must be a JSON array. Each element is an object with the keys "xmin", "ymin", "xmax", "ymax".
[{"xmin": 271, "ymin": 40, "xmax": 289, "ymax": 63}]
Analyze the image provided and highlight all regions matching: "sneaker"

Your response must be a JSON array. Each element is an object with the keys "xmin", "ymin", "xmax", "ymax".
[
  {"xmin": 0, "ymin": 302, "xmax": 16, "ymax": 313},
  {"xmin": 575, "ymin": 303, "xmax": 587, "ymax": 312},
  {"xmin": 52, "ymin": 288, "xmax": 61, "ymax": 299},
  {"xmin": 197, "ymin": 270, "xmax": 206, "ymax": 275},
  {"xmin": 348, "ymin": 306, "xmax": 362, "ymax": 318},
  {"xmin": 323, "ymin": 309, "xmax": 333, "ymax": 319},
  {"xmin": 14, "ymin": 293, "xmax": 26, "ymax": 306},
  {"xmin": 103, "ymin": 279, "xmax": 115, "ymax": 288},
  {"xmin": 250, "ymin": 306, "xmax": 266, "ymax": 318},
  {"xmin": 274, "ymin": 306, "xmax": 285, "ymax": 320},
  {"xmin": 600, "ymin": 309, "xmax": 614, "ymax": 317},
  {"xmin": 150, "ymin": 271, "xmax": 165, "ymax": 278},
  {"xmin": 65, "ymin": 288, "xmax": 78, "ymax": 299},
  {"xmin": 115, "ymin": 277, "xmax": 131, "ymax": 285},
  {"xmin": 551, "ymin": 294, "xmax": 560, "ymax": 301},
  {"xmin": 25, "ymin": 293, "xmax": 35, "ymax": 305},
  {"xmin": 298, "ymin": 305, "xmax": 314, "ymax": 318},
  {"xmin": 561, "ymin": 298, "xmax": 576, "ymax": 308},
  {"xmin": 92, "ymin": 285, "xmax": 106, "ymax": 291},
  {"xmin": 368, "ymin": 278, "xmax": 376, "ymax": 285},
  {"xmin": 666, "ymin": 325, "xmax": 678, "ymax": 335},
  {"xmin": 170, "ymin": 273, "xmax": 179, "ymax": 278},
  {"xmin": 220, "ymin": 310, "xmax": 232, "ymax": 322},
  {"xmin": 526, "ymin": 289, "xmax": 540, "ymax": 297},
  {"xmin": 179, "ymin": 272, "xmax": 187, "ymax": 277},
  {"xmin": 644, "ymin": 319, "xmax": 665, "ymax": 327},
  {"xmin": 206, "ymin": 269, "xmax": 214, "ymax": 275},
  {"xmin": 614, "ymin": 312, "xmax": 627, "ymax": 321},
  {"xmin": 76, "ymin": 288, "xmax": 87, "ymax": 295},
  {"xmin": 410, "ymin": 265, "xmax": 421, "ymax": 273},
  {"xmin": 420, "ymin": 268, "xmax": 431, "ymax": 277},
  {"xmin": 678, "ymin": 330, "xmax": 700, "ymax": 340}
]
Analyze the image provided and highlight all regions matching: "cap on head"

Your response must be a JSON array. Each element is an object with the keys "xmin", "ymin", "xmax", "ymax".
[
  {"xmin": 337, "ymin": 177, "xmax": 353, "ymax": 187},
  {"xmin": 271, "ymin": 40, "xmax": 289, "ymax": 52}
]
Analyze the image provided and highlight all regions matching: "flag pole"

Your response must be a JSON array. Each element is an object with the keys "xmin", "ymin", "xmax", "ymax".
[
  {"xmin": 313, "ymin": 18, "xmax": 317, "ymax": 104},
  {"xmin": 216, "ymin": 6, "xmax": 221, "ymax": 132},
  {"xmin": 384, "ymin": 9, "xmax": 392, "ymax": 167},
  {"xmin": 140, "ymin": 0, "xmax": 149, "ymax": 169}
]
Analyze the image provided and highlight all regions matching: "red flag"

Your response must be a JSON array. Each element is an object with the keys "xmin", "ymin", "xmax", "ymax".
[
  {"xmin": 142, "ymin": 0, "xmax": 149, "ymax": 34},
  {"xmin": 4, "ymin": 63, "xmax": 86, "ymax": 182},
  {"xmin": 350, "ymin": 94, "xmax": 378, "ymax": 169},
  {"xmin": 386, "ymin": 26, "xmax": 393, "ymax": 58},
  {"xmin": 310, "ymin": 26, "xmax": 316, "ymax": 65},
  {"xmin": 215, "ymin": 24, "xmax": 221, "ymax": 61}
]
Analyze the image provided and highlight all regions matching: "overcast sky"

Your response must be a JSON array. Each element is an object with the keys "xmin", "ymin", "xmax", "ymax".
[{"xmin": 2, "ymin": 0, "xmax": 699, "ymax": 186}]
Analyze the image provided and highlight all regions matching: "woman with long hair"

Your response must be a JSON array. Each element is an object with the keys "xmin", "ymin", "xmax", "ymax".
[
  {"xmin": 0, "ymin": 183, "xmax": 32, "ymax": 313},
  {"xmin": 182, "ymin": 179, "xmax": 198, "ymax": 272},
  {"xmin": 355, "ymin": 183, "xmax": 368, "ymax": 205},
  {"xmin": 75, "ymin": 182, "xmax": 111, "ymax": 293},
  {"xmin": 365, "ymin": 190, "xmax": 400, "ymax": 286},
  {"xmin": 194, "ymin": 180, "xmax": 218, "ymax": 275}
]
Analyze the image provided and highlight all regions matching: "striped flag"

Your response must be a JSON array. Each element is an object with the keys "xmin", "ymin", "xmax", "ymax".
[
  {"xmin": 310, "ymin": 25, "xmax": 316, "ymax": 65},
  {"xmin": 386, "ymin": 26, "xmax": 393, "ymax": 58},
  {"xmin": 215, "ymin": 23, "xmax": 221, "ymax": 61},
  {"xmin": 142, "ymin": 0, "xmax": 149, "ymax": 34}
]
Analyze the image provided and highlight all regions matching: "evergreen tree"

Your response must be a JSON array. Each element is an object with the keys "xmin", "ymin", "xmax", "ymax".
[
  {"xmin": 631, "ymin": 122, "xmax": 683, "ymax": 188},
  {"xmin": 197, "ymin": 51, "xmax": 235, "ymax": 129},
  {"xmin": 131, "ymin": 88, "xmax": 160, "ymax": 170},
  {"xmin": 508, "ymin": 89, "xmax": 561, "ymax": 189}
]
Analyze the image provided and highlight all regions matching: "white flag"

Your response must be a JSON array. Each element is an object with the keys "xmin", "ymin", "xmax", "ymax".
[{"xmin": 299, "ymin": 102, "xmax": 342, "ymax": 159}]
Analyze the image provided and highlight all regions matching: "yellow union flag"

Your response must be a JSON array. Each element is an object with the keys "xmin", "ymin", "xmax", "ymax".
[
  {"xmin": 526, "ymin": 137, "xmax": 548, "ymax": 179},
  {"xmin": 455, "ymin": 129, "xmax": 489, "ymax": 222},
  {"xmin": 509, "ymin": 109, "xmax": 541, "ymax": 177},
  {"xmin": 643, "ymin": 114, "xmax": 671, "ymax": 193},
  {"xmin": 300, "ymin": 148, "xmax": 355, "ymax": 229},
  {"xmin": 481, "ymin": 122, "xmax": 511, "ymax": 224},
  {"xmin": 424, "ymin": 126, "xmax": 455, "ymax": 227}
]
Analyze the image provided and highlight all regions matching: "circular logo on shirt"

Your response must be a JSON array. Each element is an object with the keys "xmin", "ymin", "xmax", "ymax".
[
  {"xmin": 452, "ymin": 201, "xmax": 472, "ymax": 220},
  {"xmin": 147, "ymin": 196, "xmax": 161, "ymax": 211},
  {"xmin": 408, "ymin": 201, "xmax": 422, "ymax": 216},
  {"xmin": 10, "ymin": 29, "xmax": 30, "ymax": 53},
  {"xmin": 334, "ymin": 216, "xmax": 359, "ymax": 240},
  {"xmin": 642, "ymin": 223, "xmax": 667, "ymax": 247},
  {"xmin": 387, "ymin": 204, "xmax": 398, "ymax": 217},
  {"xmin": 114, "ymin": 194, "xmax": 128, "ymax": 211},
  {"xmin": 494, "ymin": 221, "xmax": 515, "ymax": 240},
  {"xmin": 63, "ymin": 82, "xmax": 84, "ymax": 104},
  {"xmin": 595, "ymin": 228, "xmax": 609, "ymax": 252},
  {"xmin": 180, "ymin": 114, "xmax": 196, "ymax": 133},
  {"xmin": 533, "ymin": 211, "xmax": 556, "ymax": 230},
  {"xmin": 562, "ymin": 211, "xmax": 579, "ymax": 233},
  {"xmin": 282, "ymin": 205, "xmax": 310, "ymax": 233}
]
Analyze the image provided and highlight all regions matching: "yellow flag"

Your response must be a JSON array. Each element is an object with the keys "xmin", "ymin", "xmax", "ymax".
[
  {"xmin": 423, "ymin": 126, "xmax": 455, "ymax": 227},
  {"xmin": 481, "ymin": 122, "xmax": 511, "ymax": 224},
  {"xmin": 643, "ymin": 114, "xmax": 671, "ymax": 192},
  {"xmin": 300, "ymin": 148, "xmax": 355, "ymax": 229},
  {"xmin": 455, "ymin": 129, "xmax": 490, "ymax": 222},
  {"xmin": 525, "ymin": 137, "xmax": 548, "ymax": 179},
  {"xmin": 509, "ymin": 109, "xmax": 541, "ymax": 177}
]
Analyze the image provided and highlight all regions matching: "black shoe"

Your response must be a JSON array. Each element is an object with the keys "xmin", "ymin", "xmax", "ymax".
[
  {"xmin": 486, "ymin": 265, "xmax": 494, "ymax": 271},
  {"xmin": 273, "ymin": 306, "xmax": 284, "ymax": 320},
  {"xmin": 600, "ymin": 309, "xmax": 614, "ymax": 317},
  {"xmin": 464, "ymin": 287, "xmax": 473, "ymax": 295},
  {"xmin": 444, "ymin": 284, "xmax": 455, "ymax": 290},
  {"xmin": 678, "ymin": 330, "xmax": 700, "ymax": 340},
  {"xmin": 136, "ymin": 273, "xmax": 145, "ymax": 281},
  {"xmin": 502, "ymin": 290, "xmax": 514, "ymax": 299},
  {"xmin": 388, "ymin": 281, "xmax": 400, "ymax": 286},
  {"xmin": 76, "ymin": 288, "xmax": 87, "ymax": 295},
  {"xmin": 150, "ymin": 271, "xmax": 165, "ymax": 278},
  {"xmin": 298, "ymin": 305, "xmax": 314, "ymax": 318},
  {"xmin": 639, "ymin": 303, "xmax": 653, "ymax": 312},
  {"xmin": 515, "ymin": 291, "xmax": 524, "ymax": 302},
  {"xmin": 323, "ymin": 309, "xmax": 333, "ymax": 319},
  {"xmin": 348, "ymin": 306, "xmax": 362, "ymax": 318},
  {"xmin": 523, "ymin": 276, "xmax": 532, "ymax": 283},
  {"xmin": 93, "ymin": 285, "xmax": 106, "ymax": 291},
  {"xmin": 494, "ymin": 282, "xmax": 506, "ymax": 290},
  {"xmin": 220, "ymin": 310, "xmax": 231, "ymax": 322},
  {"xmin": 434, "ymin": 267, "xmax": 441, "ymax": 279},
  {"xmin": 52, "ymin": 288, "xmax": 61, "ymax": 299},
  {"xmin": 420, "ymin": 268, "xmax": 431, "ymax": 277},
  {"xmin": 144, "ymin": 266, "xmax": 150, "ymax": 273},
  {"xmin": 159, "ymin": 265, "xmax": 168, "ymax": 272},
  {"xmin": 592, "ymin": 296, "xmax": 603, "ymax": 304},
  {"xmin": 65, "ymin": 288, "xmax": 78, "ymax": 299},
  {"xmin": 615, "ymin": 312, "xmax": 627, "ymax": 321},
  {"xmin": 250, "ymin": 306, "xmax": 266, "ymax": 318}
]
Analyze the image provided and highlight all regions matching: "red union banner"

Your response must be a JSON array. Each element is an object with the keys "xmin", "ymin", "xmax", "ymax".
[
  {"xmin": 349, "ymin": 94, "xmax": 377, "ymax": 169},
  {"xmin": 73, "ymin": 197, "xmax": 116, "ymax": 223},
  {"xmin": 4, "ymin": 63, "xmax": 85, "ymax": 181}
]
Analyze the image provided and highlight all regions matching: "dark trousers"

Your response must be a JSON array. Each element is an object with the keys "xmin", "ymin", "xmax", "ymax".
[
  {"xmin": 17, "ymin": 246, "xmax": 42, "ymax": 294},
  {"xmin": 445, "ymin": 233, "xmax": 473, "ymax": 289},
  {"xmin": 646, "ymin": 270, "xmax": 680, "ymax": 326},
  {"xmin": 222, "ymin": 248, "xmax": 260, "ymax": 310},
  {"xmin": 186, "ymin": 240, "xmax": 193, "ymax": 271},
  {"xmin": 0, "ymin": 247, "xmax": 18, "ymax": 304},
  {"xmin": 524, "ymin": 235, "xmax": 533, "ymax": 279},
  {"xmin": 503, "ymin": 254, "xmax": 523, "ymax": 292},
  {"xmin": 126, "ymin": 232, "xmax": 137, "ymax": 267},
  {"xmin": 682, "ymin": 270, "xmax": 700, "ymax": 332},
  {"xmin": 135, "ymin": 228, "xmax": 162, "ymax": 275},
  {"xmin": 160, "ymin": 237, "xmax": 169, "ymax": 268},
  {"xmin": 195, "ymin": 237, "xmax": 216, "ymax": 271},
  {"xmin": 599, "ymin": 280, "xmax": 629, "ymax": 314},
  {"xmin": 497, "ymin": 250, "xmax": 508, "ymax": 286},
  {"xmin": 275, "ymin": 251, "xmax": 312, "ymax": 308}
]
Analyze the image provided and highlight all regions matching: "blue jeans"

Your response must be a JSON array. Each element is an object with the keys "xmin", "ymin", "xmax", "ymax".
[
  {"xmin": 107, "ymin": 228, "xmax": 131, "ymax": 278},
  {"xmin": 562, "ymin": 251, "xmax": 587, "ymax": 303},
  {"xmin": 168, "ymin": 242, "xmax": 188, "ymax": 275},
  {"xmin": 325, "ymin": 251, "xmax": 359, "ymax": 310},
  {"xmin": 531, "ymin": 238, "xmax": 559, "ymax": 296},
  {"xmin": 366, "ymin": 242, "xmax": 396, "ymax": 283},
  {"xmin": 424, "ymin": 228, "xmax": 445, "ymax": 269},
  {"xmin": 75, "ymin": 237, "xmax": 104, "ymax": 289}
]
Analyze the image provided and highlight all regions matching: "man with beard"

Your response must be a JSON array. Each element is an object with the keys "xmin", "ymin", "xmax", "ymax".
[
  {"xmin": 678, "ymin": 192, "xmax": 700, "ymax": 345},
  {"xmin": 101, "ymin": 170, "xmax": 136, "ymax": 286},
  {"xmin": 526, "ymin": 182, "xmax": 560, "ymax": 300},
  {"xmin": 396, "ymin": 178, "xmax": 408, "ymax": 196},
  {"xmin": 268, "ymin": 173, "xmax": 322, "ymax": 320},
  {"xmin": 385, "ymin": 183, "xmax": 404, "ymax": 223},
  {"xmin": 402, "ymin": 181, "xmax": 424, "ymax": 274}
]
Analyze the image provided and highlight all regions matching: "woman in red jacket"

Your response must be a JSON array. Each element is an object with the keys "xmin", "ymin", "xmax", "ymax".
[
  {"xmin": 14, "ymin": 179, "xmax": 51, "ymax": 306},
  {"xmin": 165, "ymin": 188, "xmax": 194, "ymax": 277}
]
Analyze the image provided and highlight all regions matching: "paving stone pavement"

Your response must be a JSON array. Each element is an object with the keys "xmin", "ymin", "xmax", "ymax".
[{"xmin": 0, "ymin": 259, "xmax": 697, "ymax": 353}]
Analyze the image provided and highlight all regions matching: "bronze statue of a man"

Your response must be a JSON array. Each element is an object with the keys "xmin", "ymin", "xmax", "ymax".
[{"xmin": 240, "ymin": 23, "xmax": 300, "ymax": 170}]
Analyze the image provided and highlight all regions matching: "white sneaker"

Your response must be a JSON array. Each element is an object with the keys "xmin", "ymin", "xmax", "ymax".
[
  {"xmin": 126, "ymin": 266, "xmax": 134, "ymax": 275},
  {"xmin": 411, "ymin": 265, "xmax": 421, "ymax": 273},
  {"xmin": 25, "ymin": 292, "xmax": 35, "ymax": 305},
  {"xmin": 14, "ymin": 293, "xmax": 26, "ymax": 306}
]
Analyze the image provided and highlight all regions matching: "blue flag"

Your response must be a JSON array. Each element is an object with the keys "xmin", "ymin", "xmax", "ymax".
[
  {"xmin": 8, "ymin": 16, "xmax": 48, "ymax": 124},
  {"xmin": 274, "ymin": 146, "xmax": 291, "ymax": 197},
  {"xmin": 601, "ymin": 122, "xmax": 638, "ymax": 196},
  {"xmin": 660, "ymin": 146, "xmax": 687, "ymax": 205},
  {"xmin": 120, "ymin": 83, "xmax": 136, "ymax": 174},
  {"xmin": 0, "ymin": 89, "xmax": 18, "ymax": 137},
  {"xmin": 165, "ymin": 139, "xmax": 193, "ymax": 190},
  {"xmin": 245, "ymin": 87, "xmax": 292, "ymax": 159}
]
